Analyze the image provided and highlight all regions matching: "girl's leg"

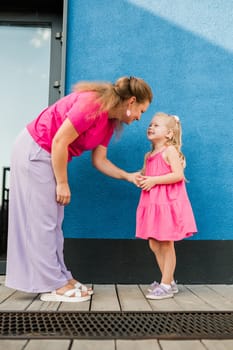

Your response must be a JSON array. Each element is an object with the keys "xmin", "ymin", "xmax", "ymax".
[
  {"xmin": 146, "ymin": 239, "xmax": 177, "ymax": 299},
  {"xmin": 149, "ymin": 239, "xmax": 176, "ymax": 284},
  {"xmin": 159, "ymin": 241, "xmax": 176, "ymax": 285},
  {"xmin": 148, "ymin": 238, "xmax": 164, "ymax": 275}
]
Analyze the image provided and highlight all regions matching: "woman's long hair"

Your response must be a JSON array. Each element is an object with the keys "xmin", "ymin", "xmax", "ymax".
[{"xmin": 73, "ymin": 76, "xmax": 153, "ymax": 111}]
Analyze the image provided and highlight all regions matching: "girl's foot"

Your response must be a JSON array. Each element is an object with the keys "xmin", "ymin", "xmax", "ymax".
[
  {"xmin": 171, "ymin": 281, "xmax": 179, "ymax": 294},
  {"xmin": 148, "ymin": 280, "xmax": 159, "ymax": 292},
  {"xmin": 148, "ymin": 280, "xmax": 179, "ymax": 294},
  {"xmin": 146, "ymin": 284, "xmax": 174, "ymax": 300}
]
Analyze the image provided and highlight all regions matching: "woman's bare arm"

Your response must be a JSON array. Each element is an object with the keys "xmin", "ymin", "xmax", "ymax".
[
  {"xmin": 51, "ymin": 119, "xmax": 79, "ymax": 205},
  {"xmin": 92, "ymin": 145, "xmax": 139, "ymax": 184}
]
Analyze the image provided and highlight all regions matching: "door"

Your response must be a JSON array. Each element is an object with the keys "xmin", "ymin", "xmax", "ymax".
[{"xmin": 0, "ymin": 1, "xmax": 64, "ymax": 263}]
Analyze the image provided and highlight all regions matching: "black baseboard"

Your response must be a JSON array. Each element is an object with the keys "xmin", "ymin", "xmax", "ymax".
[
  {"xmin": 64, "ymin": 239, "xmax": 233, "ymax": 284},
  {"xmin": 1, "ymin": 239, "xmax": 232, "ymax": 284},
  {"xmin": 0, "ymin": 259, "xmax": 6, "ymax": 275}
]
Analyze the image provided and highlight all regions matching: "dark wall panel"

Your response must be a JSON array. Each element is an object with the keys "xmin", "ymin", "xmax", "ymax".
[{"xmin": 64, "ymin": 239, "xmax": 233, "ymax": 284}]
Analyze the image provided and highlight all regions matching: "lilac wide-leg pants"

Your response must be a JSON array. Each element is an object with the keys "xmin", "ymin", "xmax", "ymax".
[{"xmin": 5, "ymin": 129, "xmax": 73, "ymax": 293}]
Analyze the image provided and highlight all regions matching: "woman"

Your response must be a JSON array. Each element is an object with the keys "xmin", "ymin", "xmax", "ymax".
[{"xmin": 5, "ymin": 76, "xmax": 153, "ymax": 302}]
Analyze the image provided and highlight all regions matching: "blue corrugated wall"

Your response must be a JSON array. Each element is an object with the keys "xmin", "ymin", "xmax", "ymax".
[{"xmin": 63, "ymin": 0, "xmax": 233, "ymax": 240}]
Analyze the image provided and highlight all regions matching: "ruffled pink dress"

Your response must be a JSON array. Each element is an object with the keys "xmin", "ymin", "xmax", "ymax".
[{"xmin": 136, "ymin": 150, "xmax": 197, "ymax": 241}]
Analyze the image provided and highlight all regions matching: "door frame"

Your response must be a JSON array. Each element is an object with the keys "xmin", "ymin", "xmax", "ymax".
[
  {"xmin": 0, "ymin": 0, "xmax": 65, "ymax": 104},
  {"xmin": 0, "ymin": 1, "xmax": 65, "ymax": 272}
]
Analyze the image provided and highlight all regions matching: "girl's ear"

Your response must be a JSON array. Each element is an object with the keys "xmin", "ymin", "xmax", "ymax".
[{"xmin": 166, "ymin": 129, "xmax": 174, "ymax": 140}]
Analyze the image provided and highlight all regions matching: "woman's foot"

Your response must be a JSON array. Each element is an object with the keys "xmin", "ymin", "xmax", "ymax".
[
  {"xmin": 68, "ymin": 279, "xmax": 94, "ymax": 295},
  {"xmin": 56, "ymin": 283, "xmax": 89, "ymax": 297},
  {"xmin": 40, "ymin": 283, "xmax": 90, "ymax": 303}
]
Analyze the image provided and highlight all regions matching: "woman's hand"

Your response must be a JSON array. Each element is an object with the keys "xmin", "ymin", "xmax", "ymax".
[
  {"xmin": 56, "ymin": 182, "xmax": 71, "ymax": 205},
  {"xmin": 137, "ymin": 176, "xmax": 157, "ymax": 191},
  {"xmin": 126, "ymin": 171, "xmax": 142, "ymax": 185}
]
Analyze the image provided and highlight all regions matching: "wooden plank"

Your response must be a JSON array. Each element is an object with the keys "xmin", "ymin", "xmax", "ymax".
[
  {"xmin": 24, "ymin": 340, "xmax": 71, "ymax": 350},
  {"xmin": 0, "ymin": 280, "xmax": 233, "ymax": 314},
  {"xmin": 116, "ymin": 339, "xmax": 160, "ymax": 350},
  {"xmin": 90, "ymin": 284, "xmax": 120, "ymax": 311},
  {"xmin": 72, "ymin": 339, "xmax": 115, "ymax": 350},
  {"xmin": 0, "ymin": 285, "xmax": 16, "ymax": 304},
  {"xmin": 185, "ymin": 285, "xmax": 233, "ymax": 311},
  {"xmin": 206, "ymin": 285, "xmax": 233, "ymax": 301},
  {"xmin": 202, "ymin": 339, "xmax": 233, "ymax": 350},
  {"xmin": 159, "ymin": 340, "xmax": 206, "ymax": 349},
  {"xmin": 172, "ymin": 285, "xmax": 214, "ymax": 311},
  {"xmin": 58, "ymin": 299, "xmax": 91, "ymax": 311},
  {"xmin": 0, "ymin": 339, "xmax": 28, "ymax": 350},
  {"xmin": 0, "ymin": 290, "xmax": 37, "ymax": 311},
  {"xmin": 147, "ymin": 297, "xmax": 182, "ymax": 311},
  {"xmin": 0, "ymin": 275, "xmax": 6, "ymax": 284},
  {"xmin": 27, "ymin": 294, "xmax": 60, "ymax": 311},
  {"xmin": 117, "ymin": 285, "xmax": 152, "ymax": 311}
]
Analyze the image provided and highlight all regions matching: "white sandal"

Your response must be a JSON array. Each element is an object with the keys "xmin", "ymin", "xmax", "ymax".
[
  {"xmin": 40, "ymin": 288, "xmax": 91, "ymax": 303},
  {"xmin": 75, "ymin": 282, "xmax": 94, "ymax": 295}
]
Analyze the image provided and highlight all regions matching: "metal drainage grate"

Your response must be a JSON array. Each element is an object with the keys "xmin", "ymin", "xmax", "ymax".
[{"xmin": 0, "ymin": 311, "xmax": 233, "ymax": 340}]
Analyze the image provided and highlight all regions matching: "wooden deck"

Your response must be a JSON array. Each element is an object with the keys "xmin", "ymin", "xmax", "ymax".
[{"xmin": 0, "ymin": 276, "xmax": 233, "ymax": 349}]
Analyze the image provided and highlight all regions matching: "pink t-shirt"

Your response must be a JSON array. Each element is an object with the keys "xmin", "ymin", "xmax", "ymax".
[{"xmin": 27, "ymin": 91, "xmax": 115, "ymax": 161}]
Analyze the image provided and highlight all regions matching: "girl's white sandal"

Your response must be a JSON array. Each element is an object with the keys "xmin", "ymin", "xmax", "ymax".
[{"xmin": 40, "ymin": 288, "xmax": 91, "ymax": 303}]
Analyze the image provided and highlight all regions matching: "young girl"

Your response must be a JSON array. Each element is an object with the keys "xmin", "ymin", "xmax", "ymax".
[{"xmin": 136, "ymin": 112, "xmax": 197, "ymax": 300}]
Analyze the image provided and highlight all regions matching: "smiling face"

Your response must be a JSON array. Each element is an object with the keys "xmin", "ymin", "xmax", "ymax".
[
  {"xmin": 121, "ymin": 97, "xmax": 150, "ymax": 125},
  {"xmin": 147, "ymin": 115, "xmax": 172, "ymax": 143}
]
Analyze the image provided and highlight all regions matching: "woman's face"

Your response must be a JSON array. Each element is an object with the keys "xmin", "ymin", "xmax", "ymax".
[{"xmin": 121, "ymin": 98, "xmax": 150, "ymax": 125}]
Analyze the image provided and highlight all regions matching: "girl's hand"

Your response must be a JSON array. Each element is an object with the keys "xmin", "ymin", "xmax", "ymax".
[
  {"xmin": 56, "ymin": 182, "xmax": 71, "ymax": 205},
  {"xmin": 138, "ymin": 176, "xmax": 156, "ymax": 191},
  {"xmin": 135, "ymin": 174, "xmax": 144, "ymax": 187}
]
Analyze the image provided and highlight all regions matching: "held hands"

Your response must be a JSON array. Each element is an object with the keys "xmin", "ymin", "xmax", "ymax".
[
  {"xmin": 126, "ymin": 171, "xmax": 142, "ymax": 185},
  {"xmin": 56, "ymin": 183, "xmax": 71, "ymax": 205},
  {"xmin": 136, "ymin": 174, "xmax": 156, "ymax": 191},
  {"xmin": 127, "ymin": 172, "xmax": 156, "ymax": 191}
]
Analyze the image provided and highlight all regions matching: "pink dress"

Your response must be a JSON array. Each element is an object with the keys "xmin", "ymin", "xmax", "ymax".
[{"xmin": 136, "ymin": 150, "xmax": 197, "ymax": 241}]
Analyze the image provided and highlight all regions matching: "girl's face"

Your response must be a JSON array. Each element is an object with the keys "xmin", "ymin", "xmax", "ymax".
[
  {"xmin": 121, "ymin": 98, "xmax": 150, "ymax": 124},
  {"xmin": 147, "ymin": 116, "xmax": 170, "ymax": 142}
]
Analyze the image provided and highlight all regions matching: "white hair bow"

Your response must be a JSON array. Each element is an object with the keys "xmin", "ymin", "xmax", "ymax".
[{"xmin": 173, "ymin": 115, "xmax": 180, "ymax": 122}]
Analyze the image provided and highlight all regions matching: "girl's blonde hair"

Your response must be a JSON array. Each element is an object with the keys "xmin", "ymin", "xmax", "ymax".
[
  {"xmin": 154, "ymin": 112, "xmax": 186, "ymax": 166},
  {"xmin": 73, "ymin": 76, "xmax": 153, "ymax": 111}
]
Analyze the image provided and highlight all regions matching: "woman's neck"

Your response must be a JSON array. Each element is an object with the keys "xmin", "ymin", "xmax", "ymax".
[{"xmin": 108, "ymin": 101, "xmax": 127, "ymax": 120}]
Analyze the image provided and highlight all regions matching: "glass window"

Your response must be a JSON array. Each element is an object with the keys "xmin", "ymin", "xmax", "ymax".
[{"xmin": 0, "ymin": 25, "xmax": 51, "ymax": 193}]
